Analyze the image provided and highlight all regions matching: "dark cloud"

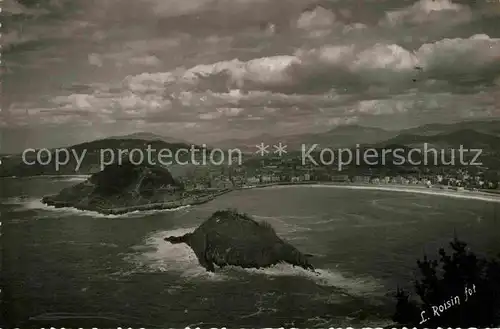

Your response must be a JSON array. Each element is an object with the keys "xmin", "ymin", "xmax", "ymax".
[{"xmin": 2, "ymin": 0, "xmax": 500, "ymax": 151}]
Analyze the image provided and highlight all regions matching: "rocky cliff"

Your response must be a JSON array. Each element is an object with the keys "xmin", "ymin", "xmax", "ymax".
[{"xmin": 164, "ymin": 209, "xmax": 315, "ymax": 272}]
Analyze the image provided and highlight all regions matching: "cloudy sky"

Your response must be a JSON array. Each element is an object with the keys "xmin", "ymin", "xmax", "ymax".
[{"xmin": 2, "ymin": 0, "xmax": 500, "ymax": 152}]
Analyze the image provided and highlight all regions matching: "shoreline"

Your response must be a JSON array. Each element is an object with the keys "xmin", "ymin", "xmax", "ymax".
[
  {"xmin": 24, "ymin": 178, "xmax": 500, "ymax": 215},
  {"xmin": 240, "ymin": 182, "xmax": 500, "ymax": 202},
  {"xmin": 41, "ymin": 188, "xmax": 233, "ymax": 215},
  {"xmin": 1, "ymin": 174, "xmax": 91, "ymax": 180}
]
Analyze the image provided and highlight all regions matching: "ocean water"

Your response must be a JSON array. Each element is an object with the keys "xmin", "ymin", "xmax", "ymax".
[{"xmin": 2, "ymin": 177, "xmax": 500, "ymax": 327}]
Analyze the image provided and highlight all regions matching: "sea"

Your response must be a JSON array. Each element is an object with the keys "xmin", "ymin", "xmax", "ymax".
[{"xmin": 2, "ymin": 176, "xmax": 500, "ymax": 328}]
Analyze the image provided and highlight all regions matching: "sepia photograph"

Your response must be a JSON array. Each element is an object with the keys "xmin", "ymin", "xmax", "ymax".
[{"xmin": 1, "ymin": 0, "xmax": 500, "ymax": 327}]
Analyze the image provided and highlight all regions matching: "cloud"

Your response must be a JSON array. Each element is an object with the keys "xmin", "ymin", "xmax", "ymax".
[
  {"xmin": 128, "ymin": 56, "xmax": 161, "ymax": 66},
  {"xmin": 156, "ymin": 34, "xmax": 500, "ymax": 95},
  {"xmin": 199, "ymin": 107, "xmax": 245, "ymax": 120},
  {"xmin": 3, "ymin": 0, "xmax": 500, "ymax": 151},
  {"xmin": 88, "ymin": 52, "xmax": 161, "ymax": 68},
  {"xmin": 88, "ymin": 53, "xmax": 104, "ymax": 67},
  {"xmin": 415, "ymin": 34, "xmax": 500, "ymax": 74},
  {"xmin": 296, "ymin": 6, "xmax": 336, "ymax": 30},
  {"xmin": 11, "ymin": 33, "xmax": 495, "ymax": 129},
  {"xmin": 2, "ymin": 0, "xmax": 49, "ymax": 16},
  {"xmin": 351, "ymin": 99, "xmax": 410, "ymax": 116},
  {"xmin": 380, "ymin": 0, "xmax": 472, "ymax": 27},
  {"xmin": 142, "ymin": 0, "xmax": 304, "ymax": 17}
]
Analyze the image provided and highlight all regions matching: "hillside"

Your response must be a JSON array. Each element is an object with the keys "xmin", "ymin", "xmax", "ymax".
[
  {"xmin": 375, "ymin": 129, "xmax": 500, "ymax": 152},
  {"xmin": 0, "ymin": 138, "xmax": 207, "ymax": 177},
  {"xmin": 370, "ymin": 129, "xmax": 500, "ymax": 169},
  {"xmin": 105, "ymin": 132, "xmax": 191, "ymax": 145},
  {"xmin": 215, "ymin": 124, "xmax": 396, "ymax": 151},
  {"xmin": 41, "ymin": 160, "xmax": 229, "ymax": 214},
  {"xmin": 401, "ymin": 120, "xmax": 500, "ymax": 137}
]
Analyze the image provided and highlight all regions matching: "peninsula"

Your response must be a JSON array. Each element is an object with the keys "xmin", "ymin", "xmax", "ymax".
[{"xmin": 41, "ymin": 160, "xmax": 231, "ymax": 215}]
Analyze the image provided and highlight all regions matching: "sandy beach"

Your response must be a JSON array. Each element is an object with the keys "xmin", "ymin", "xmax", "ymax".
[{"xmin": 259, "ymin": 183, "xmax": 500, "ymax": 203}]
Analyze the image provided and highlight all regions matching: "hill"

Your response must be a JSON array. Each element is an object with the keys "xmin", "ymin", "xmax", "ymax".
[
  {"xmin": 368, "ymin": 129, "xmax": 500, "ymax": 169},
  {"xmin": 41, "ymin": 160, "xmax": 230, "ymax": 215},
  {"xmin": 105, "ymin": 132, "xmax": 191, "ymax": 145},
  {"xmin": 164, "ymin": 209, "xmax": 315, "ymax": 272},
  {"xmin": 375, "ymin": 129, "xmax": 500, "ymax": 152},
  {"xmin": 401, "ymin": 120, "xmax": 500, "ymax": 137},
  {"xmin": 215, "ymin": 124, "xmax": 396, "ymax": 151},
  {"xmin": 0, "ymin": 138, "xmax": 208, "ymax": 177}
]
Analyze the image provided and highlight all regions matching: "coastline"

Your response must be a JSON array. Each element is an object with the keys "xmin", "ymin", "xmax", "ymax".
[
  {"xmin": 242, "ymin": 182, "xmax": 500, "ymax": 202},
  {"xmin": 25, "ymin": 175, "xmax": 500, "ymax": 215},
  {"xmin": 41, "ymin": 188, "xmax": 233, "ymax": 215},
  {"xmin": 1, "ymin": 174, "xmax": 91, "ymax": 180}
]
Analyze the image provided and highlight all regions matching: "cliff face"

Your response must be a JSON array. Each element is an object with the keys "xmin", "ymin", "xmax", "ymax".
[
  {"xmin": 164, "ymin": 209, "xmax": 315, "ymax": 272},
  {"xmin": 41, "ymin": 161, "xmax": 188, "ymax": 212}
]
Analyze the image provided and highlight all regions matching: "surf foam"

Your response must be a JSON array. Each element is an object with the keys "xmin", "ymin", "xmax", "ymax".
[
  {"xmin": 129, "ymin": 228, "xmax": 384, "ymax": 298},
  {"xmin": 5, "ymin": 197, "xmax": 190, "ymax": 219},
  {"xmin": 240, "ymin": 264, "xmax": 384, "ymax": 297},
  {"xmin": 128, "ymin": 228, "xmax": 229, "ymax": 282}
]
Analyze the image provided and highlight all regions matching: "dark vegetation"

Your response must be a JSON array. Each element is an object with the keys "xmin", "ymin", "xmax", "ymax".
[
  {"xmin": 40, "ymin": 160, "xmax": 224, "ymax": 214},
  {"xmin": 393, "ymin": 237, "xmax": 500, "ymax": 328},
  {"xmin": 90, "ymin": 160, "xmax": 179, "ymax": 196},
  {"xmin": 0, "ymin": 138, "xmax": 202, "ymax": 177},
  {"xmin": 164, "ymin": 208, "xmax": 315, "ymax": 272}
]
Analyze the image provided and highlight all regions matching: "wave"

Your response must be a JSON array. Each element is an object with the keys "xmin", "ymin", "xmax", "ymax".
[
  {"xmin": 26, "ymin": 312, "xmax": 158, "ymax": 327},
  {"xmin": 251, "ymin": 214, "xmax": 316, "ymax": 220},
  {"xmin": 369, "ymin": 198, "xmax": 416, "ymax": 214},
  {"xmin": 308, "ymin": 218, "xmax": 338, "ymax": 225},
  {"xmin": 55, "ymin": 177, "xmax": 88, "ymax": 183},
  {"xmin": 411, "ymin": 202, "xmax": 433, "ymax": 208},
  {"xmin": 2, "ymin": 196, "xmax": 31, "ymax": 205},
  {"xmin": 9, "ymin": 198, "xmax": 125, "ymax": 219},
  {"xmin": 4, "ymin": 197, "xmax": 190, "ymax": 218},
  {"xmin": 1, "ymin": 174, "xmax": 91, "ymax": 180},
  {"xmin": 304, "ymin": 314, "xmax": 395, "ymax": 328},
  {"xmin": 251, "ymin": 214, "xmax": 313, "ymax": 234},
  {"xmin": 127, "ymin": 229, "xmax": 384, "ymax": 298},
  {"xmin": 240, "ymin": 265, "xmax": 384, "ymax": 297},
  {"xmin": 127, "ymin": 228, "xmax": 230, "ymax": 282}
]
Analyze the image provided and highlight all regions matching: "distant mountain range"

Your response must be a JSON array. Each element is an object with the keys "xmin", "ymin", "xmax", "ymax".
[
  {"xmin": 2, "ymin": 120, "xmax": 500, "ymax": 177},
  {"xmin": 373, "ymin": 129, "xmax": 500, "ymax": 152},
  {"xmin": 401, "ymin": 120, "xmax": 500, "ymax": 137},
  {"xmin": 214, "ymin": 125, "xmax": 397, "ymax": 152},
  {"xmin": 105, "ymin": 132, "xmax": 192, "ymax": 145},
  {"xmin": 213, "ymin": 120, "xmax": 500, "ymax": 152}
]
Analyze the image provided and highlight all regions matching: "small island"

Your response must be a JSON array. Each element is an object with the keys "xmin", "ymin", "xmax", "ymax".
[
  {"xmin": 41, "ymin": 160, "xmax": 232, "ymax": 215},
  {"xmin": 164, "ymin": 209, "xmax": 315, "ymax": 272}
]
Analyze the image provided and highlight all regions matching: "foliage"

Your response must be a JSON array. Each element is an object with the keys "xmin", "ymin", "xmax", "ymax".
[
  {"xmin": 209, "ymin": 209, "xmax": 277, "ymax": 234},
  {"xmin": 393, "ymin": 237, "xmax": 500, "ymax": 328},
  {"xmin": 90, "ymin": 160, "xmax": 178, "ymax": 196}
]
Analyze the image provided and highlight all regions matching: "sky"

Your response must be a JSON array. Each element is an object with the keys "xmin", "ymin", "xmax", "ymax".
[{"xmin": 1, "ymin": 0, "xmax": 500, "ymax": 152}]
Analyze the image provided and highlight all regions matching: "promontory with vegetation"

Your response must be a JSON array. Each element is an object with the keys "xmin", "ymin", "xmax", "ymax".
[
  {"xmin": 164, "ymin": 209, "xmax": 315, "ymax": 272},
  {"xmin": 41, "ymin": 160, "xmax": 231, "ymax": 215}
]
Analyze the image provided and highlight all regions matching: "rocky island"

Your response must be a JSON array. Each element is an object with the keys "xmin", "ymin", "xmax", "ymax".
[
  {"xmin": 164, "ymin": 209, "xmax": 315, "ymax": 272},
  {"xmin": 41, "ymin": 160, "xmax": 231, "ymax": 215}
]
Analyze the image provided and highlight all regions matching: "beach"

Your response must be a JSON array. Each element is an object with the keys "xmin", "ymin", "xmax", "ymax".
[{"xmin": 241, "ymin": 182, "xmax": 500, "ymax": 203}]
